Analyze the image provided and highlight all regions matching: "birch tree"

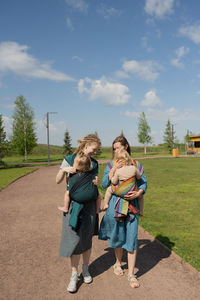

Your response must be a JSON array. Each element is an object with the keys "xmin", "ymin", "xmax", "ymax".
[
  {"xmin": 137, "ymin": 112, "xmax": 152, "ymax": 154},
  {"xmin": 11, "ymin": 95, "xmax": 37, "ymax": 161}
]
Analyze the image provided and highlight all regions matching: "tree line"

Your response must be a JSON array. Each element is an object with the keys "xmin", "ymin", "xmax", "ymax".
[{"xmin": 0, "ymin": 95, "xmax": 194, "ymax": 163}]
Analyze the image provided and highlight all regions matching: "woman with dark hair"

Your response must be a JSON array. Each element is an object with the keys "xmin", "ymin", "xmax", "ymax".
[{"xmin": 99, "ymin": 136, "xmax": 147, "ymax": 288}]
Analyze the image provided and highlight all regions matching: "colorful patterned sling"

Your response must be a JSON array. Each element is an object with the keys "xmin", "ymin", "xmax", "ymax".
[{"xmin": 107, "ymin": 160, "xmax": 142, "ymax": 221}]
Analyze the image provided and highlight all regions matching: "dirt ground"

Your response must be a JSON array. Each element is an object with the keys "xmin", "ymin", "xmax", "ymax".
[{"xmin": 1, "ymin": 165, "xmax": 200, "ymax": 300}]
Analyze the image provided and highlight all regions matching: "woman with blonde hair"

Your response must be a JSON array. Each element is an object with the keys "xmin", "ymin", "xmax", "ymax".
[{"xmin": 56, "ymin": 133, "xmax": 101, "ymax": 293}]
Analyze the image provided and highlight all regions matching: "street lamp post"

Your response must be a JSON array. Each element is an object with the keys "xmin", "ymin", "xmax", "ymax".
[{"xmin": 46, "ymin": 112, "xmax": 57, "ymax": 165}]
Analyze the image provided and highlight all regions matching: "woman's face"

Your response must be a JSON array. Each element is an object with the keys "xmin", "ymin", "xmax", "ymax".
[
  {"xmin": 84, "ymin": 143, "xmax": 99, "ymax": 156},
  {"xmin": 113, "ymin": 142, "xmax": 128, "ymax": 153}
]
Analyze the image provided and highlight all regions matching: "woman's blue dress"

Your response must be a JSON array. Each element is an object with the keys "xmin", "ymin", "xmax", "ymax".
[{"xmin": 98, "ymin": 161, "xmax": 147, "ymax": 252}]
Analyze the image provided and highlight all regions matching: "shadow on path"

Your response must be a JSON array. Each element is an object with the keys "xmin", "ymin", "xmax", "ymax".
[{"xmin": 89, "ymin": 235, "xmax": 174, "ymax": 279}]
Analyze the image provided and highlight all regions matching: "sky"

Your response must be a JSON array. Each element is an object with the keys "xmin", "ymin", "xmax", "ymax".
[{"xmin": 0, "ymin": 0, "xmax": 200, "ymax": 147}]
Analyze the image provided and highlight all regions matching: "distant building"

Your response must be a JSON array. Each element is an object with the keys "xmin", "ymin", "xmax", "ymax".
[{"xmin": 187, "ymin": 135, "xmax": 200, "ymax": 153}]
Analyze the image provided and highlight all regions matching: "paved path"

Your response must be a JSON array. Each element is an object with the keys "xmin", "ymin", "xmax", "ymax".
[{"xmin": 1, "ymin": 165, "xmax": 200, "ymax": 300}]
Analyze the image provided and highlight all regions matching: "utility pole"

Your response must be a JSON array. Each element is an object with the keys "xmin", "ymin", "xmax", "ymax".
[
  {"xmin": 46, "ymin": 112, "xmax": 57, "ymax": 165},
  {"xmin": 171, "ymin": 124, "xmax": 174, "ymax": 149}
]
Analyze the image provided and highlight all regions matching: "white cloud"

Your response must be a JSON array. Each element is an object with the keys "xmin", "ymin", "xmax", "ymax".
[
  {"xmin": 78, "ymin": 77, "xmax": 130, "ymax": 106},
  {"xmin": 0, "ymin": 41, "xmax": 74, "ymax": 81},
  {"xmin": 176, "ymin": 46, "xmax": 189, "ymax": 58},
  {"xmin": 179, "ymin": 24, "xmax": 200, "ymax": 44},
  {"xmin": 171, "ymin": 46, "xmax": 189, "ymax": 69},
  {"xmin": 171, "ymin": 58, "xmax": 184, "ymax": 69},
  {"xmin": 97, "ymin": 4, "xmax": 122, "ymax": 19},
  {"xmin": 144, "ymin": 0, "xmax": 174, "ymax": 19},
  {"xmin": 72, "ymin": 56, "xmax": 83, "ymax": 62},
  {"xmin": 141, "ymin": 89, "xmax": 161, "ymax": 107},
  {"xmin": 122, "ymin": 60, "xmax": 161, "ymax": 82},
  {"xmin": 66, "ymin": 17, "xmax": 74, "ymax": 31},
  {"xmin": 2, "ymin": 115, "xmax": 12, "ymax": 136},
  {"xmin": 197, "ymin": 91, "xmax": 200, "ymax": 95},
  {"xmin": 65, "ymin": 0, "xmax": 88, "ymax": 13},
  {"xmin": 125, "ymin": 107, "xmax": 200, "ymax": 122},
  {"xmin": 141, "ymin": 36, "xmax": 153, "ymax": 52},
  {"xmin": 125, "ymin": 111, "xmax": 140, "ymax": 118},
  {"xmin": 114, "ymin": 70, "xmax": 129, "ymax": 79}
]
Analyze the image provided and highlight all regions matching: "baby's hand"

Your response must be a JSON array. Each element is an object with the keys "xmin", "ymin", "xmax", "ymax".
[{"xmin": 62, "ymin": 166, "xmax": 76, "ymax": 174}]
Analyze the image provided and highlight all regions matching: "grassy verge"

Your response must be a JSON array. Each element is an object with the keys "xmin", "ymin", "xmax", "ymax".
[
  {"xmin": 0, "ymin": 168, "xmax": 37, "ymax": 190},
  {"xmin": 99, "ymin": 157, "xmax": 200, "ymax": 271},
  {"xmin": 3, "ymin": 144, "xmax": 184, "ymax": 164}
]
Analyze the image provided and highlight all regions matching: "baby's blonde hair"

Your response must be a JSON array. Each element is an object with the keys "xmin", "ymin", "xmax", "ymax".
[
  {"xmin": 74, "ymin": 133, "xmax": 101, "ymax": 155},
  {"xmin": 114, "ymin": 149, "xmax": 132, "ymax": 166},
  {"xmin": 75, "ymin": 153, "xmax": 91, "ymax": 173}
]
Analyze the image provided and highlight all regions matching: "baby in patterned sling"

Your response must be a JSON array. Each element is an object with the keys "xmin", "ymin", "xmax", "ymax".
[{"xmin": 102, "ymin": 149, "xmax": 144, "ymax": 216}]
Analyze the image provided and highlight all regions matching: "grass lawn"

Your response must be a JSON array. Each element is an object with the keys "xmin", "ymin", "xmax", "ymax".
[
  {"xmin": 0, "ymin": 168, "xmax": 37, "ymax": 190},
  {"xmin": 99, "ymin": 157, "xmax": 200, "ymax": 271},
  {"xmin": 3, "ymin": 154, "xmax": 62, "ymax": 164}
]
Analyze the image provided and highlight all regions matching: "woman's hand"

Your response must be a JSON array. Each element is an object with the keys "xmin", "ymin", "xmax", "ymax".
[
  {"xmin": 93, "ymin": 176, "xmax": 99, "ymax": 186},
  {"xmin": 124, "ymin": 189, "xmax": 143, "ymax": 201}
]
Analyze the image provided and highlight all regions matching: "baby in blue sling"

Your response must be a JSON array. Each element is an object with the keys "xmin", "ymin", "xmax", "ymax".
[{"xmin": 58, "ymin": 153, "xmax": 101, "ymax": 215}]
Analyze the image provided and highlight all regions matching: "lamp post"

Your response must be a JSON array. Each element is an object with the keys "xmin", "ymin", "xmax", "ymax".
[{"xmin": 46, "ymin": 112, "xmax": 57, "ymax": 165}]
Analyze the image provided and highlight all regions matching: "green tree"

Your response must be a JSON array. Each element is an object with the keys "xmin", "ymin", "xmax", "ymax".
[
  {"xmin": 184, "ymin": 129, "xmax": 193, "ymax": 154},
  {"xmin": 63, "ymin": 129, "xmax": 73, "ymax": 155},
  {"xmin": 11, "ymin": 95, "xmax": 37, "ymax": 161},
  {"xmin": 137, "ymin": 112, "xmax": 152, "ymax": 154},
  {"xmin": 184, "ymin": 129, "xmax": 193, "ymax": 143},
  {"xmin": 120, "ymin": 130, "xmax": 124, "ymax": 137},
  {"xmin": 163, "ymin": 119, "xmax": 175, "ymax": 153},
  {"xmin": 0, "ymin": 114, "xmax": 7, "ymax": 162}
]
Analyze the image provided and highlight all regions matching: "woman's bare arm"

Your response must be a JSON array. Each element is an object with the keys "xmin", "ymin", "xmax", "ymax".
[{"xmin": 56, "ymin": 169, "xmax": 65, "ymax": 184}]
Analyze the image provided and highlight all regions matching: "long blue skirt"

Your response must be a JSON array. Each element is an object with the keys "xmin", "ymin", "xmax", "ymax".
[{"xmin": 98, "ymin": 194, "xmax": 139, "ymax": 252}]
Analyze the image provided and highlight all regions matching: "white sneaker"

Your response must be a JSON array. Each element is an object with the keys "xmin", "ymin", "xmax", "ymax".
[
  {"xmin": 82, "ymin": 264, "xmax": 93, "ymax": 284},
  {"xmin": 67, "ymin": 272, "xmax": 78, "ymax": 293}
]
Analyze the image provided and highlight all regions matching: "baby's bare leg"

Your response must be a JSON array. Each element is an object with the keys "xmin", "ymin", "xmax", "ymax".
[
  {"xmin": 138, "ymin": 195, "xmax": 144, "ymax": 216},
  {"xmin": 102, "ymin": 186, "xmax": 113, "ymax": 211},
  {"xmin": 58, "ymin": 190, "xmax": 70, "ymax": 212},
  {"xmin": 96, "ymin": 193, "xmax": 102, "ymax": 213}
]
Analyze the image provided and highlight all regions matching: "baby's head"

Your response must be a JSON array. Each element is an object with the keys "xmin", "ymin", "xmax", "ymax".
[
  {"xmin": 114, "ymin": 149, "xmax": 132, "ymax": 166},
  {"xmin": 74, "ymin": 153, "xmax": 90, "ymax": 172}
]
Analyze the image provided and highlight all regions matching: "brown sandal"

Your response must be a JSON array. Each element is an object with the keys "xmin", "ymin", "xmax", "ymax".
[
  {"xmin": 113, "ymin": 264, "xmax": 124, "ymax": 276},
  {"xmin": 128, "ymin": 274, "xmax": 140, "ymax": 288}
]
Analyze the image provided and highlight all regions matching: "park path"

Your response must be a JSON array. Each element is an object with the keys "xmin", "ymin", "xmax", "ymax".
[{"xmin": 0, "ymin": 165, "xmax": 200, "ymax": 300}]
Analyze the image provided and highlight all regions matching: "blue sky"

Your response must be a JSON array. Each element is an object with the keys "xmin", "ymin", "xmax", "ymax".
[{"xmin": 0, "ymin": 0, "xmax": 200, "ymax": 147}]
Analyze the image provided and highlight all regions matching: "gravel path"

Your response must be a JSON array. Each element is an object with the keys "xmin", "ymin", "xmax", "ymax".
[{"xmin": 1, "ymin": 165, "xmax": 200, "ymax": 300}]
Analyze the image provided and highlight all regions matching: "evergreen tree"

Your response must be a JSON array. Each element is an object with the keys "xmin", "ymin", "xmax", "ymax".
[
  {"xmin": 163, "ymin": 119, "xmax": 175, "ymax": 153},
  {"xmin": 120, "ymin": 130, "xmax": 124, "ymax": 137},
  {"xmin": 11, "ymin": 95, "xmax": 37, "ymax": 161},
  {"xmin": 0, "ymin": 114, "xmax": 7, "ymax": 162},
  {"xmin": 63, "ymin": 129, "xmax": 73, "ymax": 155},
  {"xmin": 137, "ymin": 112, "xmax": 152, "ymax": 154},
  {"xmin": 184, "ymin": 129, "xmax": 193, "ymax": 153}
]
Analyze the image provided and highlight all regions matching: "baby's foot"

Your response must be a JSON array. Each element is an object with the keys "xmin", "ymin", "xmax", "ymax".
[{"xmin": 58, "ymin": 206, "xmax": 69, "ymax": 213}]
